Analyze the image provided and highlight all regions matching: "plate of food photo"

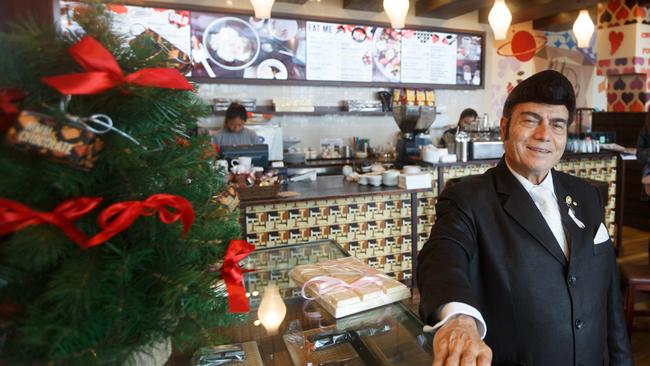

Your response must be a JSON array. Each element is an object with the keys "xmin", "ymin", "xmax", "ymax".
[
  {"xmin": 203, "ymin": 17, "xmax": 260, "ymax": 70},
  {"xmin": 373, "ymin": 28, "xmax": 401, "ymax": 82}
]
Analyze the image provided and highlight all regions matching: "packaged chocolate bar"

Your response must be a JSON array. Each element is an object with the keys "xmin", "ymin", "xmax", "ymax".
[
  {"xmin": 4, "ymin": 111, "xmax": 103, "ymax": 170},
  {"xmin": 191, "ymin": 344, "xmax": 245, "ymax": 366},
  {"xmin": 307, "ymin": 330, "xmax": 352, "ymax": 351}
]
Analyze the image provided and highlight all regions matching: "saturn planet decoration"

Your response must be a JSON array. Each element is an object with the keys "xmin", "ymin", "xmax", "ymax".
[{"xmin": 497, "ymin": 30, "xmax": 547, "ymax": 62}]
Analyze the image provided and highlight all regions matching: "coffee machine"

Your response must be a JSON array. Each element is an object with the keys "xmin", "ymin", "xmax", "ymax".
[{"xmin": 393, "ymin": 105, "xmax": 436, "ymax": 167}]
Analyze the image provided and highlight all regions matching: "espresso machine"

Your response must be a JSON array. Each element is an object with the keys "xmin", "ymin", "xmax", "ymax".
[{"xmin": 393, "ymin": 105, "xmax": 436, "ymax": 167}]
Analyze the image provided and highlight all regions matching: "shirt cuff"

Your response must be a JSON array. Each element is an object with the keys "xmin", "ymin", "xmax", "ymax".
[{"xmin": 422, "ymin": 302, "xmax": 487, "ymax": 339}]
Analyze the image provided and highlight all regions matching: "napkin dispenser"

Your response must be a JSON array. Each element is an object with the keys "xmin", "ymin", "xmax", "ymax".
[{"xmin": 469, "ymin": 141, "xmax": 504, "ymax": 160}]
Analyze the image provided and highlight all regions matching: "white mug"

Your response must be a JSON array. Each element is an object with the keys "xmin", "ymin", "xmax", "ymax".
[{"xmin": 231, "ymin": 157, "xmax": 252, "ymax": 169}]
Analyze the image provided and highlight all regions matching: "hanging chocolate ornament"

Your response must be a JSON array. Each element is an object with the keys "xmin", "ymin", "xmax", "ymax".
[{"xmin": 4, "ymin": 110, "xmax": 103, "ymax": 170}]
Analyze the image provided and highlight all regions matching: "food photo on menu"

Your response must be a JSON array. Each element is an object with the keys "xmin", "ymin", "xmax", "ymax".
[
  {"xmin": 372, "ymin": 27, "xmax": 402, "ymax": 82},
  {"xmin": 190, "ymin": 12, "xmax": 307, "ymax": 80},
  {"xmin": 456, "ymin": 35, "xmax": 482, "ymax": 85}
]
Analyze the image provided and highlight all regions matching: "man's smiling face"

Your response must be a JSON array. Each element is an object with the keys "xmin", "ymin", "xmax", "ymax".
[{"xmin": 500, "ymin": 102, "xmax": 568, "ymax": 184}]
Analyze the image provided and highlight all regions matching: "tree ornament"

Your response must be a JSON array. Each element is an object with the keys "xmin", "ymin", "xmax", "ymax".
[
  {"xmin": 220, "ymin": 239, "xmax": 255, "ymax": 313},
  {"xmin": 4, "ymin": 110, "xmax": 105, "ymax": 169}
]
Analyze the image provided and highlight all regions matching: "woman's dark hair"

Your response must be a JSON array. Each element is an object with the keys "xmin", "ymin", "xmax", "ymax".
[
  {"xmin": 458, "ymin": 108, "xmax": 478, "ymax": 125},
  {"xmin": 225, "ymin": 102, "xmax": 247, "ymax": 122}
]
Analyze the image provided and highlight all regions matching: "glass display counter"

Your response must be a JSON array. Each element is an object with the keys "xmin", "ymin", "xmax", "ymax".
[{"xmin": 169, "ymin": 240, "xmax": 433, "ymax": 365}]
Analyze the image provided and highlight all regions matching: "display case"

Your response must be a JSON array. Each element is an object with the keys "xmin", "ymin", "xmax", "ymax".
[{"xmin": 169, "ymin": 240, "xmax": 433, "ymax": 366}]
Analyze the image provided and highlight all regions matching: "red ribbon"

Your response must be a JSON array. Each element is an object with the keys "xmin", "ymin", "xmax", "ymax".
[
  {"xmin": 41, "ymin": 35, "xmax": 193, "ymax": 95},
  {"xmin": 221, "ymin": 240, "xmax": 255, "ymax": 313},
  {"xmin": 0, "ymin": 89, "xmax": 25, "ymax": 130},
  {"xmin": 0, "ymin": 197, "xmax": 102, "ymax": 247},
  {"xmin": 84, "ymin": 193, "xmax": 194, "ymax": 248}
]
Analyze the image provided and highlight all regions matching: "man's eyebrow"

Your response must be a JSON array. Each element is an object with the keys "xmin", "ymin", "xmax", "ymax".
[
  {"xmin": 519, "ymin": 111, "xmax": 542, "ymax": 120},
  {"xmin": 519, "ymin": 111, "xmax": 567, "ymax": 124}
]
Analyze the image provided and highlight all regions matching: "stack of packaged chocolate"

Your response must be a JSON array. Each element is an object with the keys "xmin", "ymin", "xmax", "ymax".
[{"xmin": 289, "ymin": 257, "xmax": 410, "ymax": 318}]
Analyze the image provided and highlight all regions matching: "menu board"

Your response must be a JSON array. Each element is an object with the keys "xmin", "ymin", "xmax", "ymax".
[{"xmin": 58, "ymin": 1, "xmax": 483, "ymax": 87}]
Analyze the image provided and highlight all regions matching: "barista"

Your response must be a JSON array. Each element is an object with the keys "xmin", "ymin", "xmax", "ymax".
[
  {"xmin": 212, "ymin": 102, "xmax": 259, "ymax": 147},
  {"xmin": 439, "ymin": 108, "xmax": 478, "ymax": 147}
]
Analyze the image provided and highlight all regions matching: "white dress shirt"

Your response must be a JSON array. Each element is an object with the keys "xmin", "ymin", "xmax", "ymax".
[{"xmin": 427, "ymin": 164, "xmax": 567, "ymax": 339}]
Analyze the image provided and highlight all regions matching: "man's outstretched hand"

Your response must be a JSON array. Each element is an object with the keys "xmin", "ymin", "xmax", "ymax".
[{"xmin": 432, "ymin": 314, "xmax": 492, "ymax": 366}]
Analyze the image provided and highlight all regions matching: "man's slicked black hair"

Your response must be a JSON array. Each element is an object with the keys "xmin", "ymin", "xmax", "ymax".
[{"xmin": 502, "ymin": 70, "xmax": 576, "ymax": 138}]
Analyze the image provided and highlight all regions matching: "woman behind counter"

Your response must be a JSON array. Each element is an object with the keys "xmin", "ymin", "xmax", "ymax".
[
  {"xmin": 212, "ymin": 103, "xmax": 259, "ymax": 147},
  {"xmin": 439, "ymin": 108, "xmax": 478, "ymax": 147}
]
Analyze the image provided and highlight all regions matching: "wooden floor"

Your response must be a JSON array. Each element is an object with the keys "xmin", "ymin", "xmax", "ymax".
[{"xmin": 407, "ymin": 226, "xmax": 650, "ymax": 365}]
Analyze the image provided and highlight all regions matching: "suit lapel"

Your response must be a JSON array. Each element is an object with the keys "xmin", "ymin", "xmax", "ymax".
[
  {"xmin": 552, "ymin": 172, "xmax": 585, "ymax": 262},
  {"xmin": 494, "ymin": 160, "xmax": 568, "ymax": 266}
]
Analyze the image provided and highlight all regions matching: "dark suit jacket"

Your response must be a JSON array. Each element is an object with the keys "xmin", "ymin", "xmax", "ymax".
[{"xmin": 417, "ymin": 159, "xmax": 633, "ymax": 366}]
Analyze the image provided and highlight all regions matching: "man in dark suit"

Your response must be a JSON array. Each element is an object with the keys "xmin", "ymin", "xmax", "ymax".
[{"xmin": 417, "ymin": 70, "xmax": 633, "ymax": 366}]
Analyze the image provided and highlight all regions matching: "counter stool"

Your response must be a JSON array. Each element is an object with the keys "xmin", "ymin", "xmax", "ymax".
[{"xmin": 620, "ymin": 263, "xmax": 650, "ymax": 336}]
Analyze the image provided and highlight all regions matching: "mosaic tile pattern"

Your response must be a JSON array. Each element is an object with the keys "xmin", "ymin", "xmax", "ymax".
[
  {"xmin": 243, "ymin": 191, "xmax": 436, "ymax": 281},
  {"xmin": 604, "ymin": 74, "xmax": 649, "ymax": 112}
]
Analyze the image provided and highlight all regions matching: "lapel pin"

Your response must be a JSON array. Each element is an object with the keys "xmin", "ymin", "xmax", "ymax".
[{"xmin": 565, "ymin": 195, "xmax": 572, "ymax": 205}]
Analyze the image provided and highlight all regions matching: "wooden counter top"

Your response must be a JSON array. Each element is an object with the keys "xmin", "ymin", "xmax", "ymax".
[{"xmin": 240, "ymin": 175, "xmax": 428, "ymax": 206}]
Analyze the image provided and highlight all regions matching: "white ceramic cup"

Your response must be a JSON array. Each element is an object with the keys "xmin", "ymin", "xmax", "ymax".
[
  {"xmin": 382, "ymin": 170, "xmax": 400, "ymax": 186},
  {"xmin": 367, "ymin": 174, "xmax": 382, "ymax": 186},
  {"xmin": 359, "ymin": 175, "xmax": 368, "ymax": 185}
]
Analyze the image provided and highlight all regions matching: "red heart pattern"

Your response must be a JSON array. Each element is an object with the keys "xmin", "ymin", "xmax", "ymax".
[{"xmin": 609, "ymin": 31, "xmax": 624, "ymax": 55}]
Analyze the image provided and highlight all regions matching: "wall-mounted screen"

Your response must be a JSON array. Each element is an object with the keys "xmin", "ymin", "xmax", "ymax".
[{"xmin": 59, "ymin": 1, "xmax": 484, "ymax": 88}]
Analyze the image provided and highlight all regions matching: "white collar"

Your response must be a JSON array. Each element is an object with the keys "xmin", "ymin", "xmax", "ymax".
[{"xmin": 505, "ymin": 159, "xmax": 556, "ymax": 199}]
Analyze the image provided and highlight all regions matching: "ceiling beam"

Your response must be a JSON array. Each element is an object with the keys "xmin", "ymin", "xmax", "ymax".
[
  {"xmin": 416, "ymin": 0, "xmax": 493, "ymax": 19},
  {"xmin": 343, "ymin": 0, "xmax": 383, "ymax": 12},
  {"xmin": 276, "ymin": 0, "xmax": 309, "ymax": 4},
  {"xmin": 532, "ymin": 6, "xmax": 597, "ymax": 32},
  {"xmin": 479, "ymin": 0, "xmax": 600, "ymax": 25}
]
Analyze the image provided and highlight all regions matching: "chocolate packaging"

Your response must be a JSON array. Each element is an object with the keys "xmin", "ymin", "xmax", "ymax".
[
  {"xmin": 4, "ymin": 111, "xmax": 103, "ymax": 169},
  {"xmin": 289, "ymin": 257, "xmax": 410, "ymax": 318}
]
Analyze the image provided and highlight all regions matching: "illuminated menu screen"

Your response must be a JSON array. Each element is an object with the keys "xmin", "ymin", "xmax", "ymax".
[{"xmin": 59, "ymin": 1, "xmax": 483, "ymax": 87}]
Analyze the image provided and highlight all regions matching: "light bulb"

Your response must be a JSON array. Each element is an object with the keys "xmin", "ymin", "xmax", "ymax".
[
  {"xmin": 572, "ymin": 10, "xmax": 594, "ymax": 48},
  {"xmin": 383, "ymin": 0, "xmax": 409, "ymax": 29},
  {"xmin": 250, "ymin": 0, "xmax": 275, "ymax": 19},
  {"xmin": 488, "ymin": 0, "xmax": 512, "ymax": 41},
  {"xmin": 256, "ymin": 284, "xmax": 286, "ymax": 335}
]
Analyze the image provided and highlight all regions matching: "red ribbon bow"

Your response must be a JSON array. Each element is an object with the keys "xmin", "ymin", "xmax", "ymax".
[
  {"xmin": 41, "ymin": 35, "xmax": 193, "ymax": 95},
  {"xmin": 0, "ymin": 197, "xmax": 102, "ymax": 246},
  {"xmin": 85, "ymin": 193, "xmax": 194, "ymax": 248},
  {"xmin": 221, "ymin": 240, "xmax": 255, "ymax": 313}
]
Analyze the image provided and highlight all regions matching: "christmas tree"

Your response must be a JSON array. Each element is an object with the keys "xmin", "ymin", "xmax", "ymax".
[{"xmin": 0, "ymin": 2, "xmax": 247, "ymax": 364}]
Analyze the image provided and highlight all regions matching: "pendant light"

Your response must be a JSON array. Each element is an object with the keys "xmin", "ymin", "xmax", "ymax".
[
  {"xmin": 488, "ymin": 0, "xmax": 512, "ymax": 41},
  {"xmin": 257, "ymin": 284, "xmax": 286, "ymax": 335},
  {"xmin": 250, "ymin": 0, "xmax": 275, "ymax": 19},
  {"xmin": 383, "ymin": 0, "xmax": 409, "ymax": 29},
  {"xmin": 572, "ymin": 10, "xmax": 594, "ymax": 48}
]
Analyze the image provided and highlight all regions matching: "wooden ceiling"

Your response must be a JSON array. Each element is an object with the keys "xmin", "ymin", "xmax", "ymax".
[{"xmin": 277, "ymin": 0, "xmax": 605, "ymax": 32}]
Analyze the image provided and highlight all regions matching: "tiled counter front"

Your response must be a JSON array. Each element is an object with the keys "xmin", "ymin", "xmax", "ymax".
[
  {"xmin": 243, "ymin": 188, "xmax": 437, "ymax": 282},
  {"xmin": 241, "ymin": 153, "xmax": 618, "ymax": 288}
]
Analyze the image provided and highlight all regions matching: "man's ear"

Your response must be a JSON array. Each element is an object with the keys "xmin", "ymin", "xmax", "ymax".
[{"xmin": 499, "ymin": 117, "xmax": 508, "ymax": 141}]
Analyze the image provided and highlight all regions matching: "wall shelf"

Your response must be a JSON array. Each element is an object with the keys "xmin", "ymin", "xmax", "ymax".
[{"xmin": 213, "ymin": 106, "xmax": 393, "ymax": 117}]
